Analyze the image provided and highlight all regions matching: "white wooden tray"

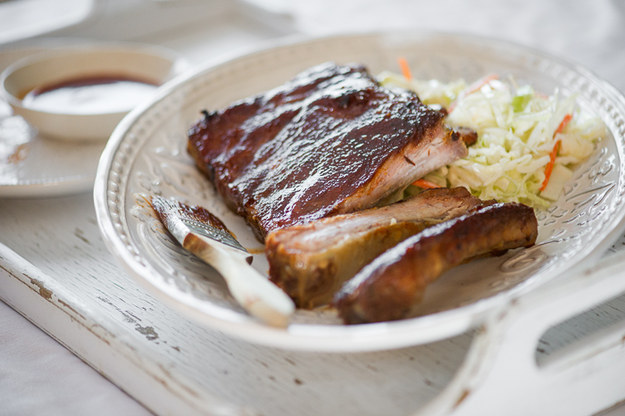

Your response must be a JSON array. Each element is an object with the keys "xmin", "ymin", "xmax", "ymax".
[{"xmin": 2, "ymin": 192, "xmax": 625, "ymax": 415}]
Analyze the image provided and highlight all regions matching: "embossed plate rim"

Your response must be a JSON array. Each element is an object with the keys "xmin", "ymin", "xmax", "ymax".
[{"xmin": 94, "ymin": 31, "xmax": 625, "ymax": 352}]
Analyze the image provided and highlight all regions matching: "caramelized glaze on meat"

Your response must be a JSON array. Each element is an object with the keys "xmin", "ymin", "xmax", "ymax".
[
  {"xmin": 187, "ymin": 62, "xmax": 469, "ymax": 240},
  {"xmin": 334, "ymin": 202, "xmax": 538, "ymax": 324}
]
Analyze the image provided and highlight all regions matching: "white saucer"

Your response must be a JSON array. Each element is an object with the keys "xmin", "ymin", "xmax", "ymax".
[{"xmin": 0, "ymin": 42, "xmax": 187, "ymax": 198}]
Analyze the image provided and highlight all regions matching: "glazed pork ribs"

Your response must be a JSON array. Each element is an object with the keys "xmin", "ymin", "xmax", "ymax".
[
  {"xmin": 265, "ymin": 187, "xmax": 489, "ymax": 308},
  {"xmin": 187, "ymin": 62, "xmax": 472, "ymax": 240},
  {"xmin": 334, "ymin": 202, "xmax": 538, "ymax": 324}
]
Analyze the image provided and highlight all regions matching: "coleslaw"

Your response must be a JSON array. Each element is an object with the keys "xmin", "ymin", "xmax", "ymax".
[{"xmin": 378, "ymin": 70, "xmax": 606, "ymax": 208}]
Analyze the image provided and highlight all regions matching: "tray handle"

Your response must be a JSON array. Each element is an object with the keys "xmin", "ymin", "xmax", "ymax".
[{"xmin": 417, "ymin": 250, "xmax": 625, "ymax": 416}]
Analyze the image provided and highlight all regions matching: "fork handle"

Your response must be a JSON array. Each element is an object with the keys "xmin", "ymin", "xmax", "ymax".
[{"xmin": 186, "ymin": 233, "xmax": 295, "ymax": 327}]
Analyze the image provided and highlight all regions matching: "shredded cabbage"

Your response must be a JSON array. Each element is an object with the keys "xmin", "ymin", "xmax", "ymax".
[{"xmin": 378, "ymin": 71, "xmax": 606, "ymax": 208}]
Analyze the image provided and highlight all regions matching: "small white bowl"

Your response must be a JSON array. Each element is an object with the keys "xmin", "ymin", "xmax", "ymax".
[{"xmin": 0, "ymin": 44, "xmax": 185, "ymax": 142}]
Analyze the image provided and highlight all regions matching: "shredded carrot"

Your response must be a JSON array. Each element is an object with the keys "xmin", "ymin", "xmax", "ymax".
[
  {"xmin": 412, "ymin": 178, "xmax": 442, "ymax": 189},
  {"xmin": 554, "ymin": 113, "xmax": 573, "ymax": 137},
  {"xmin": 539, "ymin": 113, "xmax": 573, "ymax": 192},
  {"xmin": 539, "ymin": 139, "xmax": 561, "ymax": 192},
  {"xmin": 398, "ymin": 57, "xmax": 412, "ymax": 81}
]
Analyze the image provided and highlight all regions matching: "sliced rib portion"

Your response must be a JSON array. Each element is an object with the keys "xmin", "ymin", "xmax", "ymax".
[
  {"xmin": 187, "ymin": 62, "xmax": 470, "ymax": 240},
  {"xmin": 334, "ymin": 202, "xmax": 538, "ymax": 324},
  {"xmin": 266, "ymin": 187, "xmax": 488, "ymax": 308}
]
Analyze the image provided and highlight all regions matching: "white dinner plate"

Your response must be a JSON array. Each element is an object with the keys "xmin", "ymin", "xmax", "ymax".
[{"xmin": 94, "ymin": 31, "xmax": 625, "ymax": 352}]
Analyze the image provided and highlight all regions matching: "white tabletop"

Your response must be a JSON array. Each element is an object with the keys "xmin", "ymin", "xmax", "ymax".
[{"xmin": 2, "ymin": 0, "xmax": 625, "ymax": 414}]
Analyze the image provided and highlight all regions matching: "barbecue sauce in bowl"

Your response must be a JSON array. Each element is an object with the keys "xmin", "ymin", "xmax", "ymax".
[
  {"xmin": 0, "ymin": 45, "xmax": 182, "ymax": 141},
  {"xmin": 21, "ymin": 75, "xmax": 158, "ymax": 115}
]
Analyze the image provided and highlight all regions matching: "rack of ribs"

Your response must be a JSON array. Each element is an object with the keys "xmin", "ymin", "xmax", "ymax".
[
  {"xmin": 187, "ymin": 62, "xmax": 474, "ymax": 241},
  {"xmin": 265, "ymin": 187, "xmax": 490, "ymax": 308},
  {"xmin": 334, "ymin": 202, "xmax": 538, "ymax": 324}
]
